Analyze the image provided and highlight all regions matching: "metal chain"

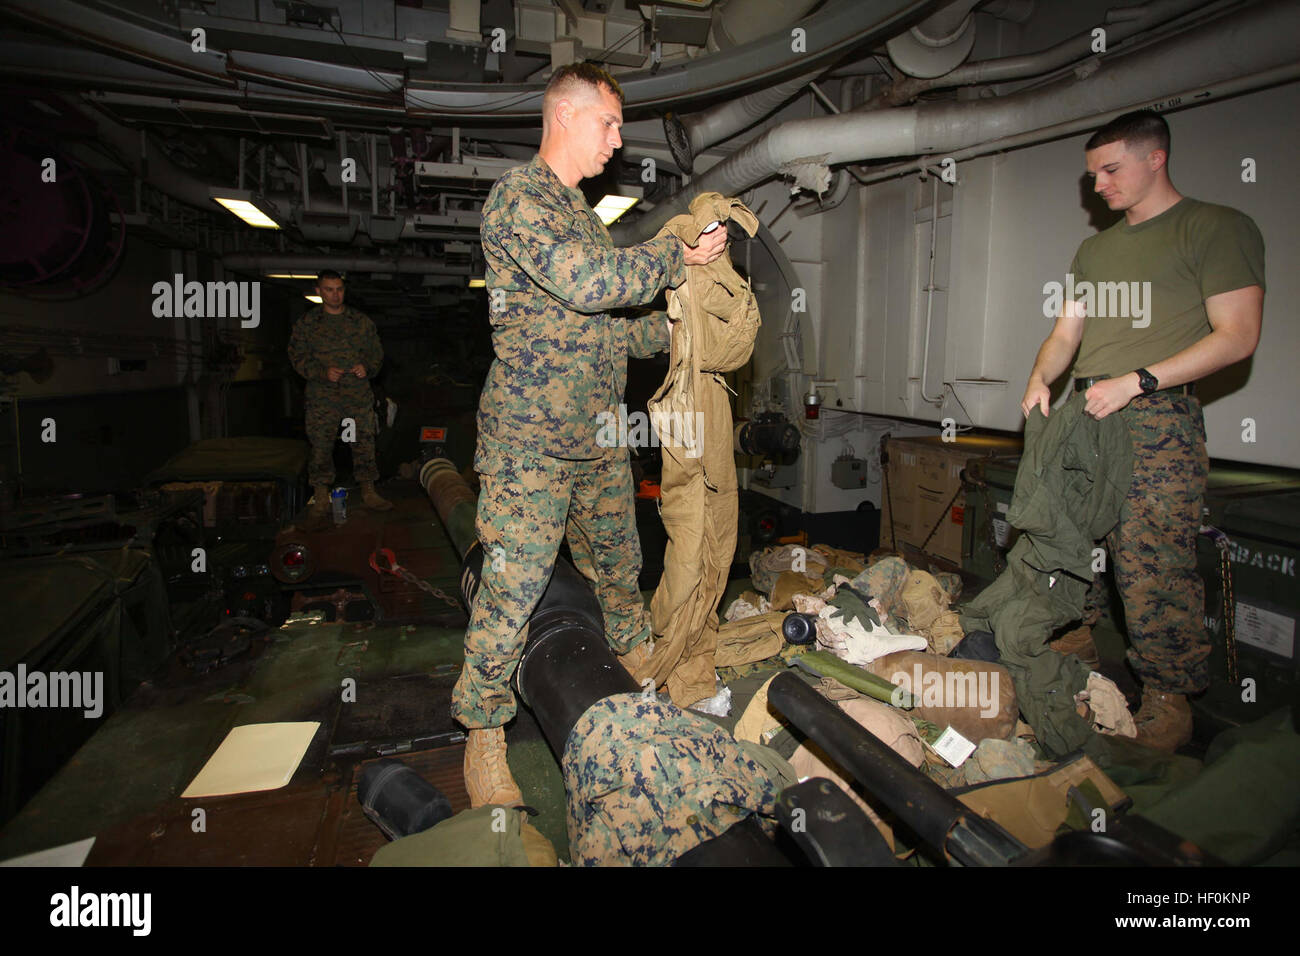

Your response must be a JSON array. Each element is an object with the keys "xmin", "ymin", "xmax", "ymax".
[
  {"xmin": 391, "ymin": 564, "xmax": 461, "ymax": 610},
  {"xmin": 1219, "ymin": 537, "xmax": 1238, "ymax": 685},
  {"xmin": 370, "ymin": 548, "xmax": 461, "ymax": 610},
  {"xmin": 1203, "ymin": 526, "xmax": 1238, "ymax": 684}
]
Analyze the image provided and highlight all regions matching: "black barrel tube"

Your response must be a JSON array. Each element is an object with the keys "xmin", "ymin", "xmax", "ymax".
[
  {"xmin": 460, "ymin": 541, "xmax": 638, "ymax": 757},
  {"xmin": 766, "ymin": 672, "xmax": 1027, "ymax": 866},
  {"xmin": 357, "ymin": 758, "xmax": 454, "ymax": 840}
]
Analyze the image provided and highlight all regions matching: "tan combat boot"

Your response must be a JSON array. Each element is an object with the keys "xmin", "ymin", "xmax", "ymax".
[
  {"xmin": 1132, "ymin": 688, "xmax": 1193, "ymax": 752},
  {"xmin": 360, "ymin": 480, "xmax": 393, "ymax": 511},
  {"xmin": 463, "ymin": 727, "xmax": 523, "ymax": 808},
  {"xmin": 1049, "ymin": 625, "xmax": 1100, "ymax": 669}
]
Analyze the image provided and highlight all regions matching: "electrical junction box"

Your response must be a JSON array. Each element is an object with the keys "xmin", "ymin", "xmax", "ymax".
[{"xmin": 832, "ymin": 456, "xmax": 871, "ymax": 489}]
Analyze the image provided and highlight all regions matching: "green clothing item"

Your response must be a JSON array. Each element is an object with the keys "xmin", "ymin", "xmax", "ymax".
[
  {"xmin": 1134, "ymin": 708, "xmax": 1300, "ymax": 865},
  {"xmin": 369, "ymin": 805, "xmax": 532, "ymax": 867},
  {"xmin": 287, "ymin": 304, "xmax": 384, "ymax": 395},
  {"xmin": 961, "ymin": 391, "xmax": 1133, "ymax": 758},
  {"xmin": 1069, "ymin": 198, "xmax": 1265, "ymax": 379},
  {"xmin": 477, "ymin": 153, "xmax": 685, "ymax": 460}
]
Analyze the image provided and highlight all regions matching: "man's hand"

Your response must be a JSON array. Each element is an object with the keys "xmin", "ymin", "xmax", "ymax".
[
  {"xmin": 1083, "ymin": 373, "xmax": 1141, "ymax": 420},
  {"xmin": 327, "ymin": 366, "xmax": 345, "ymax": 383},
  {"xmin": 682, "ymin": 227, "xmax": 728, "ymax": 266},
  {"xmin": 351, "ymin": 363, "xmax": 367, "ymax": 378},
  {"xmin": 1020, "ymin": 377, "xmax": 1052, "ymax": 418}
]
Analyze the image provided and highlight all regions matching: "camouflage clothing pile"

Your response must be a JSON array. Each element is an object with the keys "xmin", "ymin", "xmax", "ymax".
[
  {"xmin": 561, "ymin": 693, "xmax": 794, "ymax": 866},
  {"xmin": 849, "ymin": 556, "xmax": 965, "ymax": 654},
  {"xmin": 748, "ymin": 543, "xmax": 868, "ymax": 595}
]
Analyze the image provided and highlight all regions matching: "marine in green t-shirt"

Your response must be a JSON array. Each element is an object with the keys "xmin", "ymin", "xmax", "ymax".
[
  {"xmin": 1019, "ymin": 109, "xmax": 1265, "ymax": 754},
  {"xmin": 1067, "ymin": 197, "xmax": 1264, "ymax": 379}
]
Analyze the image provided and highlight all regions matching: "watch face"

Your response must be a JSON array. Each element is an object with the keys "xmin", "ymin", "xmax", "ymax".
[{"xmin": 1138, "ymin": 369, "xmax": 1158, "ymax": 393}]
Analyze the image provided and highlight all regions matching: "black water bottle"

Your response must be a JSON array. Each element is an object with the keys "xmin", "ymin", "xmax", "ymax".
[{"xmin": 782, "ymin": 612, "xmax": 819, "ymax": 645}]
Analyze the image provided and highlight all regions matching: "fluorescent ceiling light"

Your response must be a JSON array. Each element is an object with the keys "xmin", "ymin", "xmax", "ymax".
[
  {"xmin": 267, "ymin": 273, "xmax": 320, "ymax": 280},
  {"xmin": 468, "ymin": 278, "xmax": 486, "ymax": 288},
  {"xmin": 304, "ymin": 295, "xmax": 322, "ymax": 304},
  {"xmin": 593, "ymin": 194, "xmax": 638, "ymax": 226},
  {"xmin": 211, "ymin": 188, "xmax": 280, "ymax": 229}
]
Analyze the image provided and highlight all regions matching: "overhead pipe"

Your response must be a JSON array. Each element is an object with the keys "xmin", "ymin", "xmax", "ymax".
[
  {"xmin": 369, "ymin": 133, "xmax": 379, "ymax": 216},
  {"xmin": 663, "ymin": 68, "xmax": 828, "ymax": 174},
  {"xmin": 4, "ymin": 0, "xmax": 931, "ymax": 121},
  {"xmin": 852, "ymin": 58, "xmax": 1300, "ymax": 187},
  {"xmin": 298, "ymin": 142, "xmax": 310, "ymax": 212},
  {"xmin": 612, "ymin": 0, "xmax": 1300, "ymax": 243},
  {"xmin": 86, "ymin": 106, "xmax": 473, "ymax": 242},
  {"xmin": 403, "ymin": 0, "xmax": 931, "ymax": 118},
  {"xmin": 863, "ymin": 0, "xmax": 1220, "ymax": 109},
  {"xmin": 221, "ymin": 254, "xmax": 469, "ymax": 276},
  {"xmin": 707, "ymin": 0, "xmax": 822, "ymax": 52},
  {"xmin": 885, "ymin": 0, "xmax": 982, "ymax": 79},
  {"xmin": 793, "ymin": 77, "xmax": 866, "ymax": 217},
  {"xmin": 918, "ymin": 175, "xmax": 945, "ymax": 405}
]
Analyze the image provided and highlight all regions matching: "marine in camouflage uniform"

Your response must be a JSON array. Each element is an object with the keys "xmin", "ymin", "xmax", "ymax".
[
  {"xmin": 288, "ymin": 302, "xmax": 385, "ymax": 487},
  {"xmin": 451, "ymin": 124, "xmax": 689, "ymax": 731}
]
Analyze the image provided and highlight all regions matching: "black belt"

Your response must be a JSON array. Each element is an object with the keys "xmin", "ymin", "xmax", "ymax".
[{"xmin": 1075, "ymin": 375, "xmax": 1195, "ymax": 397}]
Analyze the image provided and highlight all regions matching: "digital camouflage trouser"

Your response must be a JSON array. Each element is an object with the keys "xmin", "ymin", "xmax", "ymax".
[
  {"xmin": 451, "ymin": 439, "xmax": 651, "ymax": 728},
  {"xmin": 1108, "ymin": 392, "xmax": 1210, "ymax": 695},
  {"xmin": 305, "ymin": 382, "xmax": 378, "ymax": 486}
]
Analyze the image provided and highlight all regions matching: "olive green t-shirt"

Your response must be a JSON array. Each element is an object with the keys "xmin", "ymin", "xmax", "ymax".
[{"xmin": 1069, "ymin": 198, "xmax": 1265, "ymax": 378}]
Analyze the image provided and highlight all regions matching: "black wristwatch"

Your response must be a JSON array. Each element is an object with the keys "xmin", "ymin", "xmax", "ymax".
[{"xmin": 1134, "ymin": 368, "xmax": 1159, "ymax": 394}]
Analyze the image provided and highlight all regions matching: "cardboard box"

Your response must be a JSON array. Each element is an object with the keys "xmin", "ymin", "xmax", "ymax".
[{"xmin": 880, "ymin": 434, "xmax": 1022, "ymax": 565}]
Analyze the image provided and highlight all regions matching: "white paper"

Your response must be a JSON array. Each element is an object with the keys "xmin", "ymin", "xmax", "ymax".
[
  {"xmin": 0, "ymin": 836, "xmax": 96, "ymax": 867},
  {"xmin": 932, "ymin": 726, "xmax": 976, "ymax": 768},
  {"xmin": 1235, "ymin": 602, "xmax": 1295, "ymax": 660},
  {"xmin": 181, "ymin": 722, "xmax": 320, "ymax": 798}
]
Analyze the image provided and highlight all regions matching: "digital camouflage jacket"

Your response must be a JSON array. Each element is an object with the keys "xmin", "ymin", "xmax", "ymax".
[
  {"xmin": 477, "ymin": 154, "xmax": 685, "ymax": 459},
  {"xmin": 288, "ymin": 305, "xmax": 384, "ymax": 394}
]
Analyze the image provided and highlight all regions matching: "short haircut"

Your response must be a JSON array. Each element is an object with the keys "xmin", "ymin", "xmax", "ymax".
[
  {"xmin": 543, "ymin": 62, "xmax": 624, "ymax": 128},
  {"xmin": 1085, "ymin": 109, "xmax": 1170, "ymax": 157},
  {"xmin": 317, "ymin": 269, "xmax": 343, "ymax": 283}
]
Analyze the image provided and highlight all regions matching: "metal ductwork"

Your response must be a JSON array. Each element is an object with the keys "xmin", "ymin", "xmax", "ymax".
[
  {"xmin": 614, "ymin": 0, "xmax": 1300, "ymax": 243},
  {"xmin": 1, "ymin": 0, "xmax": 931, "ymax": 122},
  {"xmin": 885, "ymin": 0, "xmax": 982, "ymax": 79},
  {"xmin": 221, "ymin": 255, "xmax": 470, "ymax": 277},
  {"xmin": 864, "ymin": 0, "xmax": 1217, "ymax": 109},
  {"xmin": 663, "ymin": 68, "xmax": 827, "ymax": 174},
  {"xmin": 707, "ymin": 0, "xmax": 822, "ymax": 51}
]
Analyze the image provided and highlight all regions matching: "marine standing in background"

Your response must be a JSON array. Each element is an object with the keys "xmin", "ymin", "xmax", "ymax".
[
  {"xmin": 1021, "ymin": 110, "xmax": 1264, "ymax": 750},
  {"xmin": 453, "ymin": 62, "xmax": 728, "ymax": 807},
  {"xmin": 288, "ymin": 269, "xmax": 393, "ymax": 521}
]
